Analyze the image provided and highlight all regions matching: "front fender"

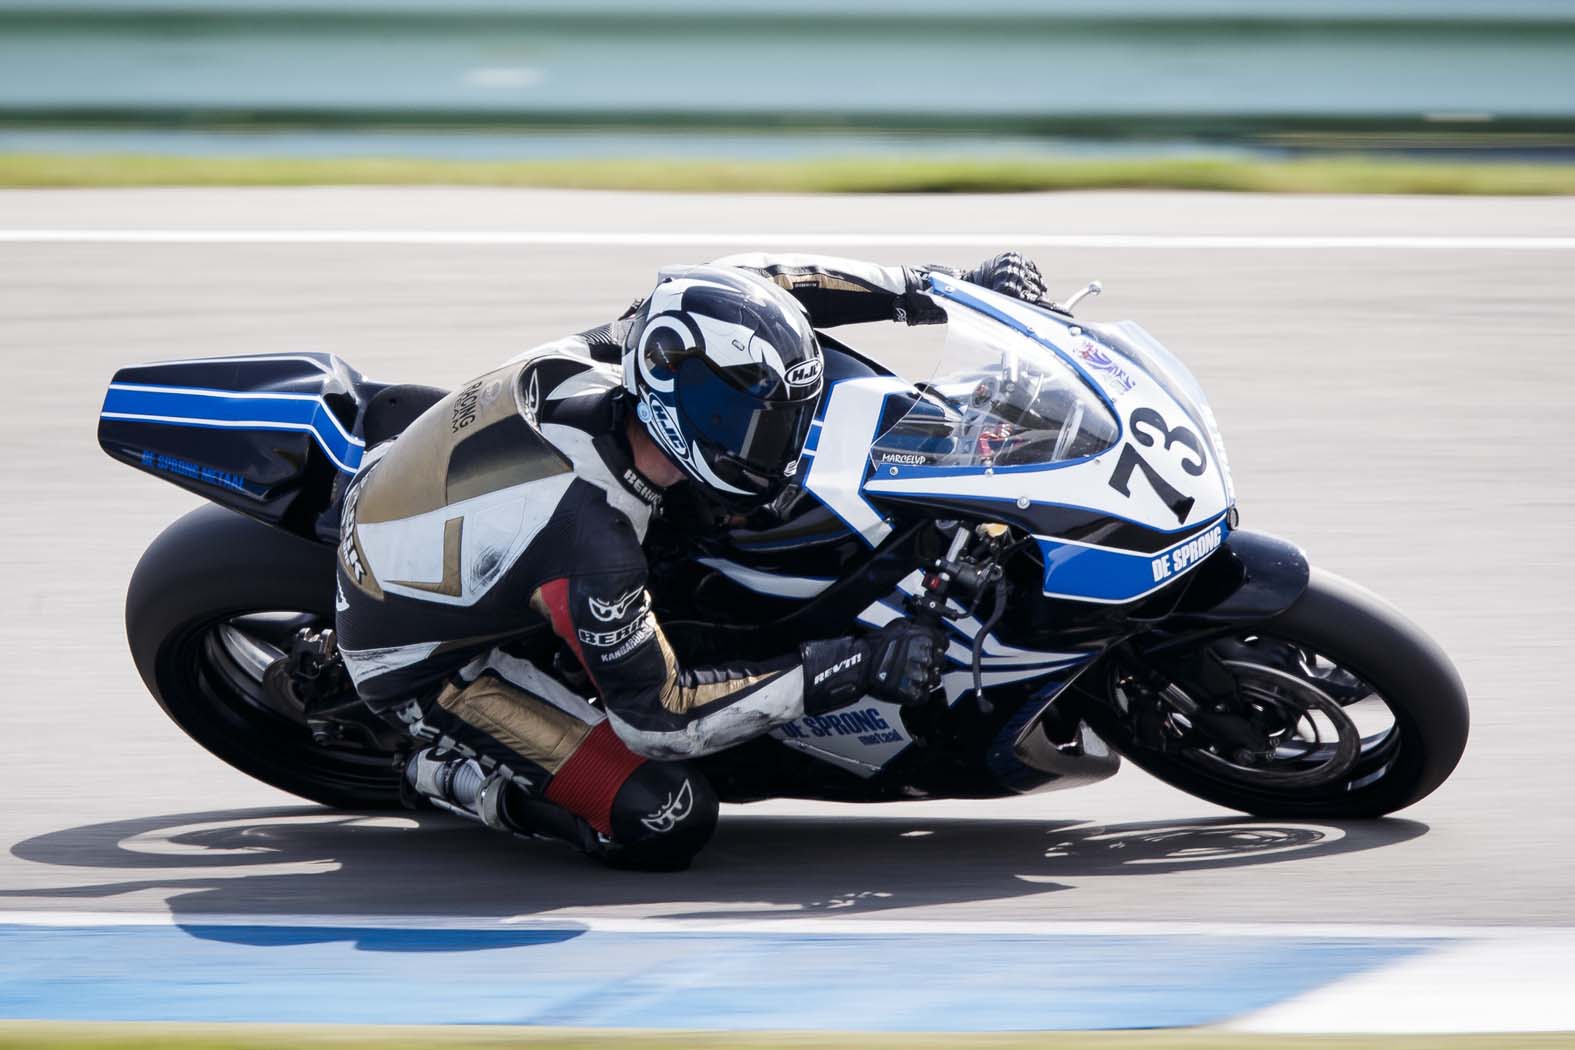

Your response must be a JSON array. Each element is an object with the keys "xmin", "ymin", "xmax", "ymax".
[{"xmin": 1166, "ymin": 529, "xmax": 1310, "ymax": 626}]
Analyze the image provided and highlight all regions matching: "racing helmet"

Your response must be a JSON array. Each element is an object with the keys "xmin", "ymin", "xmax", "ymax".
[{"xmin": 623, "ymin": 265, "xmax": 824, "ymax": 504}]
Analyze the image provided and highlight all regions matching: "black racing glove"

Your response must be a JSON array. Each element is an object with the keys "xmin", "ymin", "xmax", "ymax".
[
  {"xmin": 801, "ymin": 620, "xmax": 948, "ymax": 714},
  {"xmin": 898, "ymin": 252, "xmax": 1047, "ymax": 325},
  {"xmin": 961, "ymin": 251, "xmax": 1047, "ymax": 303}
]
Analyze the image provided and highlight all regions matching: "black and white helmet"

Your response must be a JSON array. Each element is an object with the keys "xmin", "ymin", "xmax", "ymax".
[{"xmin": 623, "ymin": 266, "xmax": 824, "ymax": 504}]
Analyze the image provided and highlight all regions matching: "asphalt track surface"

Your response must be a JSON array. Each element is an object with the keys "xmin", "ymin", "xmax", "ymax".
[{"xmin": 2, "ymin": 189, "xmax": 1573, "ymax": 931}]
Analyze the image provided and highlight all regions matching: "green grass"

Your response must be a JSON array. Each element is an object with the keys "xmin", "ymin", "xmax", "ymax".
[
  {"xmin": 0, "ymin": 1027, "xmax": 1572, "ymax": 1050},
  {"xmin": 3, "ymin": 152, "xmax": 1575, "ymax": 194}
]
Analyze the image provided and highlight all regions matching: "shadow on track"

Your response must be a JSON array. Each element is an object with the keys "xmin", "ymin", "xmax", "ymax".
[{"xmin": 2, "ymin": 807, "xmax": 1427, "ymax": 930}]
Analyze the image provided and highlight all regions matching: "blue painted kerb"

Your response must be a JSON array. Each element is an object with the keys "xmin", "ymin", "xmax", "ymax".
[{"xmin": 0, "ymin": 922, "xmax": 1440, "ymax": 1030}]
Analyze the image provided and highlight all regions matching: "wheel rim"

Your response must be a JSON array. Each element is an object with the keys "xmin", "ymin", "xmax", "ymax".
[
  {"xmin": 162, "ymin": 608, "xmax": 401, "ymax": 800},
  {"xmin": 1109, "ymin": 634, "xmax": 1405, "ymax": 799},
  {"xmin": 1185, "ymin": 661, "xmax": 1364, "ymax": 788}
]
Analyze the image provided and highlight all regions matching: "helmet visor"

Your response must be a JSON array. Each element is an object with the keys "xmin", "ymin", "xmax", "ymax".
[{"xmin": 675, "ymin": 357, "xmax": 817, "ymax": 483}]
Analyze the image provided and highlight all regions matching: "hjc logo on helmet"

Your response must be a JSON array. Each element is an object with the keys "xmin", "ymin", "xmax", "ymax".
[
  {"xmin": 785, "ymin": 358, "xmax": 823, "ymax": 389},
  {"xmin": 638, "ymin": 395, "xmax": 690, "ymax": 463}
]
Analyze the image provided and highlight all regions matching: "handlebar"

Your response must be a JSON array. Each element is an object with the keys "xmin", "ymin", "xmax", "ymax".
[{"xmin": 904, "ymin": 523, "xmax": 1013, "ymax": 713}]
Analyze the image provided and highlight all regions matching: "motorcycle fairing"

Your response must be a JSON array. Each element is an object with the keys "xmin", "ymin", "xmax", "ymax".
[
  {"xmin": 723, "ymin": 291, "xmax": 1235, "ymax": 772},
  {"xmin": 764, "ymin": 567, "xmax": 1095, "ymax": 777},
  {"xmin": 797, "ymin": 375, "xmax": 913, "ymax": 548},
  {"xmin": 98, "ymin": 352, "xmax": 372, "ymax": 538},
  {"xmin": 1037, "ymin": 514, "xmax": 1230, "ymax": 605},
  {"xmin": 770, "ymin": 693, "xmax": 915, "ymax": 776},
  {"xmin": 861, "ymin": 274, "xmax": 1234, "ymax": 605},
  {"xmin": 100, "ymin": 352, "xmax": 366, "ymax": 470},
  {"xmin": 694, "ymin": 558, "xmax": 835, "ymax": 599}
]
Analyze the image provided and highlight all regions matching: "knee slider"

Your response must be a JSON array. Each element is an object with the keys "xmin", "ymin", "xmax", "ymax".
[{"xmin": 606, "ymin": 762, "xmax": 718, "ymax": 871}]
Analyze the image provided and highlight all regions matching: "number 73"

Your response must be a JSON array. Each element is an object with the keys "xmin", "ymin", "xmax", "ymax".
[{"xmin": 1106, "ymin": 407, "xmax": 1207, "ymax": 524}]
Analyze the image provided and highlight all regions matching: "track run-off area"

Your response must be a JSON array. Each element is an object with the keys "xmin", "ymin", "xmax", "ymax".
[{"xmin": 1, "ymin": 189, "xmax": 1573, "ymax": 1033}]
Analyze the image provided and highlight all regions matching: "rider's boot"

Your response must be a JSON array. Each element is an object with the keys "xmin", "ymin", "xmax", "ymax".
[{"xmin": 401, "ymin": 745, "xmax": 715, "ymax": 872}]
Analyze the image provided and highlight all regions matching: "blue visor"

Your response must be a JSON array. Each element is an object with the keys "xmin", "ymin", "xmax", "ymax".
[{"xmin": 675, "ymin": 357, "xmax": 817, "ymax": 475}]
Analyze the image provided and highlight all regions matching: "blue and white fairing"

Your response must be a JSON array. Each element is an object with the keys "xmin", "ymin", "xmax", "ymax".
[
  {"xmin": 808, "ymin": 273, "xmax": 1236, "ymax": 605},
  {"xmin": 97, "ymin": 352, "xmax": 373, "ymax": 542},
  {"xmin": 719, "ymin": 276, "xmax": 1238, "ymax": 777}
]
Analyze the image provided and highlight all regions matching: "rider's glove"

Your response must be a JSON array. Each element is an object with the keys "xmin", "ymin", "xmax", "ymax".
[
  {"xmin": 801, "ymin": 620, "xmax": 949, "ymax": 714},
  {"xmin": 961, "ymin": 251, "xmax": 1047, "ymax": 303},
  {"xmin": 897, "ymin": 252, "xmax": 1046, "ymax": 325}
]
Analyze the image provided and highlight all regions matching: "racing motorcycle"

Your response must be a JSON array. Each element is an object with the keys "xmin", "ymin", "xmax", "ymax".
[{"xmin": 98, "ymin": 273, "xmax": 1469, "ymax": 821}]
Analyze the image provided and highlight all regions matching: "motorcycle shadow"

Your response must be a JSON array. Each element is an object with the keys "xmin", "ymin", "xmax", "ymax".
[{"xmin": 2, "ymin": 806, "xmax": 1427, "ymax": 939}]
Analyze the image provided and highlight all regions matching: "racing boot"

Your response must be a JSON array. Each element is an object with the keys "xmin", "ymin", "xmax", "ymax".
[{"xmin": 401, "ymin": 746, "xmax": 714, "ymax": 872}]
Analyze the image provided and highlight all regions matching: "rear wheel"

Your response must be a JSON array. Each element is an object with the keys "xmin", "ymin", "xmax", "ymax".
[
  {"xmin": 126, "ymin": 506, "xmax": 403, "ymax": 809},
  {"xmin": 1081, "ymin": 568, "xmax": 1468, "ymax": 818}
]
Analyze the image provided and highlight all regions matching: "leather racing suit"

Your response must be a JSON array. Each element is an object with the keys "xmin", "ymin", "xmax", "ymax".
[{"xmin": 334, "ymin": 253, "xmax": 975, "ymax": 868}]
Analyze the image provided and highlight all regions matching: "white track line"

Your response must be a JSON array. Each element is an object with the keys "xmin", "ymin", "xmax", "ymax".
[
  {"xmin": 4, "ymin": 229, "xmax": 1575, "ymax": 249},
  {"xmin": 1231, "ymin": 932, "xmax": 1575, "ymax": 1034},
  {"xmin": 1, "ymin": 910, "xmax": 1570, "ymax": 940}
]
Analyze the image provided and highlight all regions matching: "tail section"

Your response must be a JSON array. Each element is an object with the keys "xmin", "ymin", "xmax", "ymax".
[{"xmin": 98, "ymin": 352, "xmax": 371, "ymax": 543}]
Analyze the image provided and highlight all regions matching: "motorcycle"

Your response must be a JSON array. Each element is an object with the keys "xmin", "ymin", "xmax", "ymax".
[{"xmin": 98, "ymin": 272, "xmax": 1468, "ymax": 820}]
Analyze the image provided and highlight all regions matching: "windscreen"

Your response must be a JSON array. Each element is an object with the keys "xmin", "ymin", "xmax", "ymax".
[{"xmin": 870, "ymin": 294, "xmax": 1119, "ymax": 471}]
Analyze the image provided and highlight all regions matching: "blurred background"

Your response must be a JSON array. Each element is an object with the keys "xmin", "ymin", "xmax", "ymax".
[
  {"xmin": 3, "ymin": 0, "xmax": 1575, "ymax": 190},
  {"xmin": 3, "ymin": 0, "xmax": 1575, "ymax": 1041}
]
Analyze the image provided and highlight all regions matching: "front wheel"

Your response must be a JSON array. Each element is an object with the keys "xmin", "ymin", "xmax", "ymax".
[{"xmin": 1081, "ymin": 568, "xmax": 1469, "ymax": 818}]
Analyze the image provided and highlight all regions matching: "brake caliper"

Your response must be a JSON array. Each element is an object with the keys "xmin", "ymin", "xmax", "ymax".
[{"xmin": 267, "ymin": 627, "xmax": 390, "ymax": 750}]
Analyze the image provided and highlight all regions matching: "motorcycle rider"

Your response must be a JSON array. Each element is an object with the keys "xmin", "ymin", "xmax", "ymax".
[{"xmin": 334, "ymin": 251, "xmax": 1048, "ymax": 870}]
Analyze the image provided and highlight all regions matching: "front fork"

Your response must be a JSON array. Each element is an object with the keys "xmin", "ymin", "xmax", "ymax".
[
  {"xmin": 913, "ymin": 524, "xmax": 1122, "ymax": 793},
  {"xmin": 1001, "ymin": 529, "xmax": 1312, "ymax": 787}
]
